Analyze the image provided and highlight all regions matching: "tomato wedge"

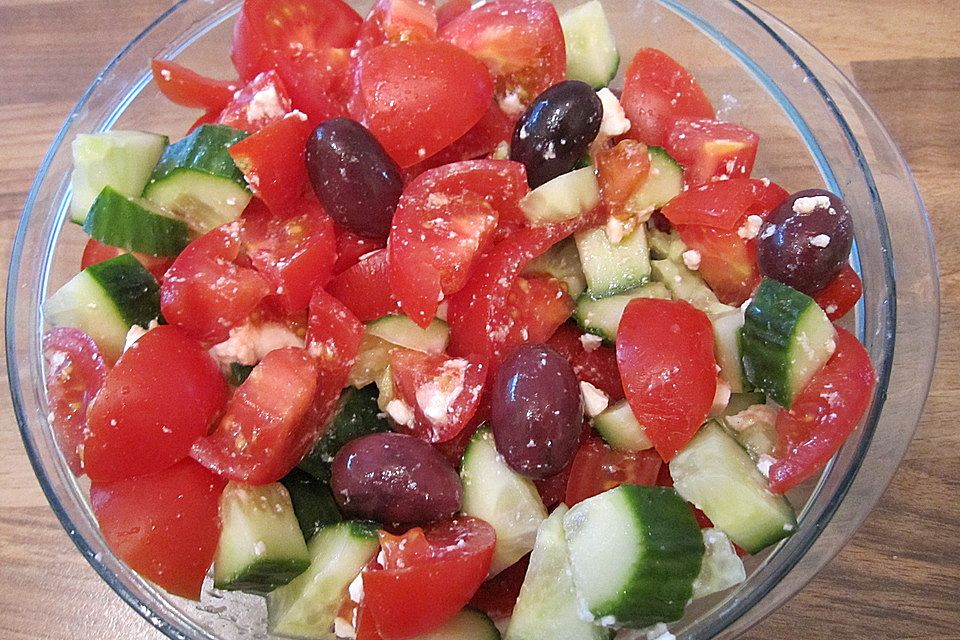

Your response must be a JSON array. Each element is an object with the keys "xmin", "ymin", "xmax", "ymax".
[
  {"xmin": 362, "ymin": 517, "xmax": 496, "ymax": 639},
  {"xmin": 770, "ymin": 327, "xmax": 875, "ymax": 493},
  {"xmin": 621, "ymin": 48, "xmax": 715, "ymax": 148},
  {"xmin": 389, "ymin": 349, "xmax": 486, "ymax": 443},
  {"xmin": 151, "ymin": 59, "xmax": 238, "ymax": 111},
  {"xmin": 334, "ymin": 226, "xmax": 387, "ymax": 275},
  {"xmin": 217, "ymin": 69, "xmax": 292, "ymax": 133},
  {"xmin": 90, "ymin": 459, "xmax": 226, "ymax": 599},
  {"xmin": 84, "ymin": 326, "xmax": 229, "ymax": 483},
  {"xmin": 469, "ymin": 554, "xmax": 529, "ymax": 620},
  {"xmin": 500, "ymin": 276, "xmax": 574, "ymax": 351},
  {"xmin": 661, "ymin": 178, "xmax": 762, "ymax": 231},
  {"xmin": 327, "ymin": 248, "xmax": 399, "ymax": 322},
  {"xmin": 272, "ymin": 47, "xmax": 352, "ymax": 123},
  {"xmin": 814, "ymin": 264, "xmax": 863, "ymax": 321},
  {"xmin": 595, "ymin": 139, "xmax": 651, "ymax": 216},
  {"xmin": 80, "ymin": 238, "xmax": 173, "ymax": 282},
  {"xmin": 616, "ymin": 298, "xmax": 717, "ymax": 461},
  {"xmin": 564, "ymin": 436, "xmax": 662, "ymax": 506},
  {"xmin": 666, "ymin": 118, "xmax": 759, "ymax": 186},
  {"xmin": 547, "ymin": 322, "xmax": 625, "ymax": 402},
  {"xmin": 43, "ymin": 328, "xmax": 110, "ymax": 475}
]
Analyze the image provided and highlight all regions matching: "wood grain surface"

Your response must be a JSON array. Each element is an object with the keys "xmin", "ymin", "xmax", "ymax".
[{"xmin": 1, "ymin": 0, "xmax": 957, "ymax": 638}]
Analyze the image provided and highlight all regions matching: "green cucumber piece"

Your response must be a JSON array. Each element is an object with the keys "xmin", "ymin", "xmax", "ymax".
[
  {"xmin": 366, "ymin": 315, "xmax": 449, "ymax": 354},
  {"xmin": 669, "ymin": 422, "xmax": 796, "ymax": 554},
  {"xmin": 83, "ymin": 186, "xmax": 191, "ymax": 256},
  {"xmin": 418, "ymin": 608, "xmax": 501, "ymax": 640},
  {"xmin": 523, "ymin": 237, "xmax": 587, "ymax": 299},
  {"xmin": 650, "ymin": 258, "xmax": 727, "ymax": 315},
  {"xmin": 626, "ymin": 146, "xmax": 684, "ymax": 215},
  {"xmin": 646, "ymin": 226, "xmax": 687, "ymax": 263},
  {"xmin": 723, "ymin": 391, "xmax": 767, "ymax": 417},
  {"xmin": 520, "ymin": 166, "xmax": 600, "ymax": 225},
  {"xmin": 43, "ymin": 253, "xmax": 160, "ymax": 361},
  {"xmin": 710, "ymin": 305, "xmax": 749, "ymax": 393},
  {"xmin": 70, "ymin": 130, "xmax": 168, "ymax": 224},
  {"xmin": 229, "ymin": 362, "xmax": 255, "ymax": 386},
  {"xmin": 741, "ymin": 278, "xmax": 837, "ymax": 408},
  {"xmin": 575, "ymin": 225, "xmax": 650, "ymax": 299},
  {"xmin": 574, "ymin": 282, "xmax": 670, "ymax": 343},
  {"xmin": 143, "ymin": 124, "xmax": 251, "ymax": 233},
  {"xmin": 267, "ymin": 520, "xmax": 380, "ymax": 639},
  {"xmin": 723, "ymin": 401, "xmax": 778, "ymax": 460},
  {"xmin": 593, "ymin": 400, "xmax": 652, "ymax": 452},
  {"xmin": 280, "ymin": 468, "xmax": 343, "ymax": 541},
  {"xmin": 299, "ymin": 385, "xmax": 391, "ymax": 482},
  {"xmin": 213, "ymin": 482, "xmax": 311, "ymax": 593},
  {"xmin": 461, "ymin": 428, "xmax": 548, "ymax": 577},
  {"xmin": 560, "ymin": 0, "xmax": 619, "ymax": 89},
  {"xmin": 506, "ymin": 504, "xmax": 611, "ymax": 640},
  {"xmin": 564, "ymin": 485, "xmax": 704, "ymax": 627},
  {"xmin": 691, "ymin": 528, "xmax": 746, "ymax": 600}
]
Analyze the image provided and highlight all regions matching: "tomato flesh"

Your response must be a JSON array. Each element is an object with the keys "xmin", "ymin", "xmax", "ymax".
[
  {"xmin": 565, "ymin": 436, "xmax": 662, "ymax": 506},
  {"xmin": 151, "ymin": 59, "xmax": 238, "ymax": 111},
  {"xmin": 546, "ymin": 323, "xmax": 626, "ymax": 402},
  {"xmin": 814, "ymin": 264, "xmax": 863, "ymax": 321},
  {"xmin": 666, "ymin": 118, "xmax": 759, "ymax": 186},
  {"xmin": 595, "ymin": 140, "xmax": 651, "ymax": 216},
  {"xmin": 327, "ymin": 248, "xmax": 399, "ymax": 323},
  {"xmin": 217, "ymin": 69, "xmax": 293, "ymax": 133}
]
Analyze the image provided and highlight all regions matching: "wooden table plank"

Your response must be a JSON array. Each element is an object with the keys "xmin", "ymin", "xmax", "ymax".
[{"xmin": 1, "ymin": 1, "xmax": 957, "ymax": 638}]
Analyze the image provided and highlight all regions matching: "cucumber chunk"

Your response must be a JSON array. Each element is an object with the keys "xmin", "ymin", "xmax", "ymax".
[
  {"xmin": 520, "ymin": 166, "xmax": 600, "ymax": 225},
  {"xmin": 267, "ymin": 520, "xmax": 379, "ymax": 639},
  {"xmin": 70, "ymin": 130, "xmax": 168, "ymax": 224},
  {"xmin": 280, "ymin": 468, "xmax": 343, "ymax": 541},
  {"xmin": 650, "ymin": 258, "xmax": 725, "ymax": 315},
  {"xmin": 575, "ymin": 225, "xmax": 650, "ymax": 299},
  {"xmin": 691, "ymin": 528, "xmax": 746, "ymax": 600},
  {"xmin": 366, "ymin": 315, "xmax": 449, "ymax": 354},
  {"xmin": 299, "ymin": 385, "xmax": 391, "ymax": 482},
  {"xmin": 574, "ymin": 282, "xmax": 669, "ymax": 342},
  {"xmin": 83, "ymin": 186, "xmax": 191, "ymax": 256},
  {"xmin": 420, "ymin": 608, "xmax": 501, "ymax": 640},
  {"xmin": 43, "ymin": 253, "xmax": 160, "ymax": 361},
  {"xmin": 213, "ymin": 482, "xmax": 311, "ymax": 594},
  {"xmin": 143, "ymin": 124, "xmax": 251, "ymax": 233},
  {"xmin": 507, "ymin": 504, "xmax": 611, "ymax": 640},
  {"xmin": 593, "ymin": 400, "xmax": 652, "ymax": 452},
  {"xmin": 710, "ymin": 305, "xmax": 750, "ymax": 392},
  {"xmin": 627, "ymin": 146, "xmax": 684, "ymax": 215},
  {"xmin": 461, "ymin": 428, "xmax": 548, "ymax": 577},
  {"xmin": 561, "ymin": 0, "xmax": 619, "ymax": 89},
  {"xmin": 646, "ymin": 225, "xmax": 687, "ymax": 263},
  {"xmin": 723, "ymin": 401, "xmax": 778, "ymax": 461},
  {"xmin": 741, "ymin": 278, "xmax": 837, "ymax": 408},
  {"xmin": 523, "ymin": 237, "xmax": 587, "ymax": 299},
  {"xmin": 669, "ymin": 422, "xmax": 796, "ymax": 554},
  {"xmin": 564, "ymin": 485, "xmax": 704, "ymax": 627}
]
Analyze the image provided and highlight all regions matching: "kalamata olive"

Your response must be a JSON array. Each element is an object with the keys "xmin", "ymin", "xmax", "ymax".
[
  {"xmin": 306, "ymin": 117, "xmax": 403, "ymax": 239},
  {"xmin": 757, "ymin": 188, "xmax": 853, "ymax": 295},
  {"xmin": 510, "ymin": 80, "xmax": 603, "ymax": 188},
  {"xmin": 331, "ymin": 432, "xmax": 462, "ymax": 525},
  {"xmin": 491, "ymin": 343, "xmax": 583, "ymax": 479}
]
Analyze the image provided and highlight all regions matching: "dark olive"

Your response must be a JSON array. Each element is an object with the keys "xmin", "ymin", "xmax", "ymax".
[
  {"xmin": 490, "ymin": 343, "xmax": 583, "ymax": 479},
  {"xmin": 510, "ymin": 81, "xmax": 603, "ymax": 188},
  {"xmin": 757, "ymin": 188, "xmax": 853, "ymax": 295},
  {"xmin": 330, "ymin": 432, "xmax": 462, "ymax": 525},
  {"xmin": 306, "ymin": 117, "xmax": 403, "ymax": 239}
]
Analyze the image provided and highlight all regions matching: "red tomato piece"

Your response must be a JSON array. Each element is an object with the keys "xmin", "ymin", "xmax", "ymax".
[
  {"xmin": 161, "ymin": 223, "xmax": 272, "ymax": 344},
  {"xmin": 564, "ymin": 436, "xmax": 663, "ymax": 506},
  {"xmin": 616, "ymin": 298, "xmax": 717, "ymax": 461},
  {"xmin": 439, "ymin": 0, "xmax": 565, "ymax": 111},
  {"xmin": 662, "ymin": 178, "xmax": 761, "ymax": 231},
  {"xmin": 814, "ymin": 264, "xmax": 863, "ymax": 321},
  {"xmin": 191, "ymin": 347, "xmax": 319, "ymax": 484},
  {"xmin": 327, "ymin": 248, "xmax": 399, "ymax": 322},
  {"xmin": 469, "ymin": 554, "xmax": 529, "ymax": 620},
  {"xmin": 546, "ymin": 323, "xmax": 625, "ymax": 402},
  {"xmin": 334, "ymin": 226, "xmax": 387, "ymax": 275},
  {"xmin": 43, "ymin": 328, "xmax": 110, "ymax": 475},
  {"xmin": 188, "ymin": 108, "xmax": 223, "ymax": 134},
  {"xmin": 80, "ymin": 238, "xmax": 173, "ymax": 282},
  {"xmin": 306, "ymin": 287, "xmax": 365, "ymax": 381},
  {"xmin": 363, "ymin": 517, "xmax": 496, "ymax": 639},
  {"xmin": 621, "ymin": 48, "xmax": 715, "ymax": 148},
  {"xmin": 151, "ymin": 59, "xmax": 238, "ymax": 111},
  {"xmin": 90, "ymin": 459, "xmax": 226, "ymax": 599},
  {"xmin": 84, "ymin": 326, "xmax": 229, "ymax": 483},
  {"xmin": 770, "ymin": 327, "xmax": 875, "ymax": 493},
  {"xmin": 217, "ymin": 69, "xmax": 292, "ymax": 133},
  {"xmin": 228, "ymin": 112, "xmax": 314, "ymax": 214},
  {"xmin": 357, "ymin": 41, "xmax": 493, "ymax": 168},
  {"xmin": 354, "ymin": 0, "xmax": 438, "ymax": 55},
  {"xmin": 436, "ymin": 0, "xmax": 471, "ymax": 28},
  {"xmin": 273, "ymin": 47, "xmax": 353, "ymax": 123},
  {"xmin": 595, "ymin": 140, "xmax": 651, "ymax": 216},
  {"xmin": 500, "ymin": 276, "xmax": 574, "ymax": 352},
  {"xmin": 390, "ymin": 349, "xmax": 486, "ymax": 443},
  {"xmin": 677, "ymin": 225, "xmax": 759, "ymax": 306},
  {"xmin": 666, "ymin": 118, "xmax": 760, "ymax": 186},
  {"xmin": 433, "ymin": 393, "xmax": 490, "ymax": 466}
]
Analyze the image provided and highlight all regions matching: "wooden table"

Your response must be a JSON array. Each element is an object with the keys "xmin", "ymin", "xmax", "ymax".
[{"xmin": 1, "ymin": 1, "xmax": 957, "ymax": 637}]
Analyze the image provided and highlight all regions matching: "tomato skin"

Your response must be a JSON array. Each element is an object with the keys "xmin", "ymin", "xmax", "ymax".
[
  {"xmin": 90, "ymin": 459, "xmax": 226, "ymax": 599},
  {"xmin": 151, "ymin": 59, "xmax": 238, "ymax": 111},
  {"xmin": 357, "ymin": 41, "xmax": 494, "ymax": 168},
  {"xmin": 595, "ymin": 140, "xmax": 651, "ymax": 216},
  {"xmin": 217, "ymin": 69, "xmax": 292, "ymax": 133},
  {"xmin": 546, "ymin": 323, "xmax": 625, "ymax": 402},
  {"xmin": 84, "ymin": 326, "xmax": 229, "ymax": 483},
  {"xmin": 436, "ymin": 0, "xmax": 471, "ymax": 28},
  {"xmin": 564, "ymin": 436, "xmax": 663, "ymax": 506},
  {"xmin": 273, "ymin": 47, "xmax": 352, "ymax": 123},
  {"xmin": 80, "ymin": 239, "xmax": 173, "ymax": 282},
  {"xmin": 500, "ymin": 276, "xmax": 574, "ymax": 352},
  {"xmin": 363, "ymin": 517, "xmax": 496, "ymax": 639},
  {"xmin": 469, "ymin": 554, "xmax": 529, "ymax": 619},
  {"xmin": 161, "ymin": 223, "xmax": 272, "ymax": 344},
  {"xmin": 666, "ymin": 118, "xmax": 760, "ymax": 186},
  {"xmin": 327, "ymin": 248, "xmax": 399, "ymax": 322},
  {"xmin": 43, "ymin": 328, "xmax": 110, "ymax": 475},
  {"xmin": 770, "ymin": 327, "xmax": 875, "ymax": 493},
  {"xmin": 334, "ymin": 226, "xmax": 387, "ymax": 275},
  {"xmin": 617, "ymin": 298, "xmax": 717, "ymax": 461},
  {"xmin": 662, "ymin": 178, "xmax": 762, "ymax": 231},
  {"xmin": 814, "ymin": 264, "xmax": 863, "ymax": 321},
  {"xmin": 228, "ymin": 112, "xmax": 314, "ymax": 214},
  {"xmin": 440, "ymin": 0, "xmax": 565, "ymax": 110},
  {"xmin": 621, "ymin": 48, "xmax": 715, "ymax": 148}
]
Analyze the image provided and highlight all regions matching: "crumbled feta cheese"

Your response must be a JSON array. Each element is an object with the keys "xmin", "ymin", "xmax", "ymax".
[
  {"xmin": 385, "ymin": 399, "xmax": 415, "ymax": 426},
  {"xmin": 596, "ymin": 88, "xmax": 631, "ymax": 137},
  {"xmin": 208, "ymin": 321, "xmax": 305, "ymax": 368},
  {"xmin": 499, "ymin": 91, "xmax": 525, "ymax": 116},
  {"xmin": 682, "ymin": 249, "xmax": 702, "ymax": 271},
  {"xmin": 710, "ymin": 380, "xmax": 732, "ymax": 417},
  {"xmin": 159, "ymin": 69, "xmax": 172, "ymax": 81},
  {"xmin": 810, "ymin": 233, "xmax": 831, "ymax": 248},
  {"xmin": 737, "ymin": 214, "xmax": 764, "ymax": 240},
  {"xmin": 435, "ymin": 300, "xmax": 449, "ymax": 321},
  {"xmin": 285, "ymin": 109, "xmax": 309, "ymax": 122},
  {"xmin": 725, "ymin": 403, "xmax": 777, "ymax": 432},
  {"xmin": 604, "ymin": 214, "xmax": 640, "ymax": 244},
  {"xmin": 334, "ymin": 616, "xmax": 357, "ymax": 639},
  {"xmin": 253, "ymin": 540, "xmax": 266, "ymax": 557},
  {"xmin": 756, "ymin": 453, "xmax": 777, "ymax": 478},
  {"xmin": 825, "ymin": 303, "xmax": 839, "ymax": 315},
  {"xmin": 415, "ymin": 359, "xmax": 468, "ymax": 424},
  {"xmin": 491, "ymin": 140, "xmax": 511, "ymax": 160},
  {"xmin": 580, "ymin": 381, "xmax": 609, "ymax": 417},
  {"xmin": 792, "ymin": 195, "xmax": 831, "ymax": 214},
  {"xmin": 123, "ymin": 318, "xmax": 160, "ymax": 352},
  {"xmin": 348, "ymin": 570, "xmax": 365, "ymax": 603},
  {"xmin": 245, "ymin": 84, "xmax": 286, "ymax": 122},
  {"xmin": 579, "ymin": 333, "xmax": 603, "ymax": 352},
  {"xmin": 646, "ymin": 622, "xmax": 676, "ymax": 640}
]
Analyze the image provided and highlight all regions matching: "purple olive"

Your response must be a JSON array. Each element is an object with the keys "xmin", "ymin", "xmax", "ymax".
[
  {"xmin": 331, "ymin": 432, "xmax": 461, "ymax": 525},
  {"xmin": 491, "ymin": 343, "xmax": 583, "ymax": 479}
]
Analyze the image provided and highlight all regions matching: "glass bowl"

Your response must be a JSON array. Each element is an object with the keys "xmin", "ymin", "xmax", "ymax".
[{"xmin": 6, "ymin": 0, "xmax": 939, "ymax": 638}]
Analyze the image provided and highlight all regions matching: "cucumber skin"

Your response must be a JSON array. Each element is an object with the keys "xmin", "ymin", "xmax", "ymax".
[
  {"xmin": 82, "ymin": 186, "xmax": 190, "ymax": 257},
  {"xmin": 84, "ymin": 253, "xmax": 160, "ymax": 327},
  {"xmin": 280, "ymin": 468, "xmax": 343, "ymax": 541},
  {"xmin": 149, "ymin": 124, "xmax": 248, "ymax": 187}
]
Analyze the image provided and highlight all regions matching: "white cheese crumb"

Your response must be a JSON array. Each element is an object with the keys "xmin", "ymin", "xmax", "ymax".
[
  {"xmin": 646, "ymin": 623, "xmax": 676, "ymax": 640},
  {"xmin": 245, "ymin": 84, "xmax": 285, "ymax": 122},
  {"xmin": 334, "ymin": 617, "xmax": 357, "ymax": 639},
  {"xmin": 122, "ymin": 318, "xmax": 160, "ymax": 352},
  {"xmin": 579, "ymin": 333, "xmax": 603, "ymax": 352},
  {"xmin": 253, "ymin": 540, "xmax": 266, "ymax": 557},
  {"xmin": 347, "ymin": 571, "xmax": 364, "ymax": 603},
  {"xmin": 825, "ymin": 303, "xmax": 839, "ymax": 315},
  {"xmin": 415, "ymin": 359, "xmax": 468, "ymax": 424},
  {"xmin": 810, "ymin": 233, "xmax": 831, "ymax": 248},
  {"xmin": 580, "ymin": 381, "xmax": 609, "ymax": 417},
  {"xmin": 792, "ymin": 195, "xmax": 832, "ymax": 214},
  {"xmin": 604, "ymin": 214, "xmax": 639, "ymax": 244},
  {"xmin": 596, "ymin": 88, "xmax": 631, "ymax": 137},
  {"xmin": 159, "ymin": 69, "xmax": 172, "ymax": 81},
  {"xmin": 682, "ymin": 249, "xmax": 702, "ymax": 271},
  {"xmin": 498, "ymin": 91, "xmax": 525, "ymax": 116},
  {"xmin": 737, "ymin": 214, "xmax": 764, "ymax": 240},
  {"xmin": 725, "ymin": 403, "xmax": 777, "ymax": 432},
  {"xmin": 385, "ymin": 399, "xmax": 415, "ymax": 426},
  {"xmin": 757, "ymin": 454, "xmax": 777, "ymax": 478},
  {"xmin": 209, "ymin": 321, "xmax": 305, "ymax": 369}
]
